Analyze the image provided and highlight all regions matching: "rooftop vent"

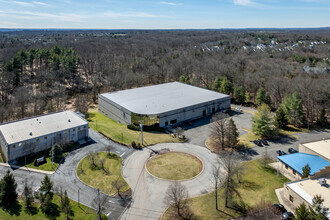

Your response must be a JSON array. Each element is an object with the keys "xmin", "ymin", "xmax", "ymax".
[
  {"xmin": 29, "ymin": 132, "xmax": 32, "ymax": 136},
  {"xmin": 318, "ymin": 178, "xmax": 327, "ymax": 186},
  {"xmin": 68, "ymin": 119, "xmax": 71, "ymax": 122},
  {"xmin": 36, "ymin": 119, "xmax": 38, "ymax": 121}
]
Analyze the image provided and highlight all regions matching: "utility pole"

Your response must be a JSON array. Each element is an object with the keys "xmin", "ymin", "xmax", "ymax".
[
  {"xmin": 78, "ymin": 188, "xmax": 80, "ymax": 207},
  {"xmin": 52, "ymin": 145, "xmax": 54, "ymax": 168},
  {"xmin": 140, "ymin": 124, "xmax": 143, "ymax": 146},
  {"xmin": 277, "ymin": 157, "xmax": 279, "ymax": 176}
]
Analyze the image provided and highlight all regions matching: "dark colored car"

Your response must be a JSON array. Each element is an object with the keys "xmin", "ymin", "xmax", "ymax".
[
  {"xmin": 277, "ymin": 150, "xmax": 287, "ymax": 156},
  {"xmin": 288, "ymin": 148, "xmax": 298, "ymax": 154},
  {"xmin": 281, "ymin": 212, "xmax": 294, "ymax": 220},
  {"xmin": 260, "ymin": 139, "xmax": 269, "ymax": 145},
  {"xmin": 272, "ymin": 204, "xmax": 287, "ymax": 214},
  {"xmin": 253, "ymin": 140, "xmax": 263, "ymax": 146}
]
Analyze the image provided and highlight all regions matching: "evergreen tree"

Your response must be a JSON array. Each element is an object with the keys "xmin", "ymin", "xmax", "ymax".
[
  {"xmin": 274, "ymin": 107, "xmax": 289, "ymax": 129},
  {"xmin": 302, "ymin": 164, "xmax": 311, "ymax": 178},
  {"xmin": 0, "ymin": 170, "xmax": 18, "ymax": 207},
  {"xmin": 316, "ymin": 109, "xmax": 328, "ymax": 128},
  {"xmin": 23, "ymin": 180, "xmax": 34, "ymax": 210},
  {"xmin": 310, "ymin": 195, "xmax": 329, "ymax": 220},
  {"xmin": 219, "ymin": 77, "xmax": 232, "ymax": 95},
  {"xmin": 49, "ymin": 144, "xmax": 63, "ymax": 162},
  {"xmin": 233, "ymin": 86, "xmax": 245, "ymax": 104},
  {"xmin": 244, "ymin": 91, "xmax": 250, "ymax": 103},
  {"xmin": 40, "ymin": 175, "xmax": 53, "ymax": 200},
  {"xmin": 226, "ymin": 119, "xmax": 239, "ymax": 150},
  {"xmin": 179, "ymin": 74, "xmax": 189, "ymax": 84},
  {"xmin": 40, "ymin": 194, "xmax": 52, "ymax": 214},
  {"xmin": 295, "ymin": 203, "xmax": 312, "ymax": 220},
  {"xmin": 256, "ymin": 88, "xmax": 270, "ymax": 106},
  {"xmin": 252, "ymin": 104, "xmax": 273, "ymax": 137},
  {"xmin": 281, "ymin": 92, "xmax": 305, "ymax": 127},
  {"xmin": 60, "ymin": 190, "xmax": 73, "ymax": 218},
  {"xmin": 213, "ymin": 76, "xmax": 223, "ymax": 91}
]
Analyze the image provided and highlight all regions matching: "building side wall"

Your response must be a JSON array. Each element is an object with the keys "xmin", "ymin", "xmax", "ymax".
[
  {"xmin": 159, "ymin": 98, "xmax": 230, "ymax": 127},
  {"xmin": 98, "ymin": 95, "xmax": 131, "ymax": 125},
  {"xmin": 298, "ymin": 144, "xmax": 330, "ymax": 162},
  {"xmin": 7, "ymin": 124, "xmax": 88, "ymax": 161},
  {"xmin": 279, "ymin": 161, "xmax": 302, "ymax": 180},
  {"xmin": 0, "ymin": 130, "xmax": 8, "ymax": 162},
  {"xmin": 283, "ymin": 184, "xmax": 310, "ymax": 209},
  {"xmin": 312, "ymin": 166, "xmax": 330, "ymax": 178}
]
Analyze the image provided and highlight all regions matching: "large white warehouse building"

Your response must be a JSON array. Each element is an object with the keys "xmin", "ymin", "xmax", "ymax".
[
  {"xmin": 0, "ymin": 110, "xmax": 88, "ymax": 162},
  {"xmin": 98, "ymin": 82, "xmax": 231, "ymax": 128}
]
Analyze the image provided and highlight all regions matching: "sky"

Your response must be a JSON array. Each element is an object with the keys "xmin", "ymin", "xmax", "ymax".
[{"xmin": 0, "ymin": 0, "xmax": 329, "ymax": 29}]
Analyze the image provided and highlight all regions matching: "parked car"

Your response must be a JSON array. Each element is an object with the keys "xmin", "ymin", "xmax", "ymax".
[
  {"xmin": 253, "ymin": 140, "xmax": 263, "ymax": 147},
  {"xmin": 277, "ymin": 150, "xmax": 287, "ymax": 156},
  {"xmin": 235, "ymin": 107, "xmax": 243, "ymax": 112},
  {"xmin": 288, "ymin": 148, "xmax": 298, "ymax": 154},
  {"xmin": 281, "ymin": 212, "xmax": 294, "ymax": 220},
  {"xmin": 260, "ymin": 139, "xmax": 269, "ymax": 145},
  {"xmin": 272, "ymin": 204, "xmax": 287, "ymax": 214}
]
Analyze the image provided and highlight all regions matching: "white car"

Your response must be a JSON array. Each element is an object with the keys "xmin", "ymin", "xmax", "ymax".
[{"xmin": 235, "ymin": 107, "xmax": 243, "ymax": 112}]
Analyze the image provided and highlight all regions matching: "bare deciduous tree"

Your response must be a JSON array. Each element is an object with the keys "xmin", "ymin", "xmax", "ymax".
[
  {"xmin": 164, "ymin": 182, "xmax": 194, "ymax": 220},
  {"xmin": 210, "ymin": 113, "xmax": 228, "ymax": 151},
  {"xmin": 211, "ymin": 163, "xmax": 223, "ymax": 211},
  {"xmin": 219, "ymin": 152, "xmax": 243, "ymax": 208},
  {"xmin": 112, "ymin": 178, "xmax": 126, "ymax": 198}
]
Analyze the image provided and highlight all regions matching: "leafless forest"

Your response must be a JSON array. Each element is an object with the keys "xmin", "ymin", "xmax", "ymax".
[{"xmin": 0, "ymin": 29, "xmax": 329, "ymax": 125}]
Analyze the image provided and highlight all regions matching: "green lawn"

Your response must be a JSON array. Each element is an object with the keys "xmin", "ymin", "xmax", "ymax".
[
  {"xmin": 77, "ymin": 152, "xmax": 130, "ymax": 196},
  {"xmin": 0, "ymin": 194, "xmax": 106, "ymax": 220},
  {"xmin": 15, "ymin": 142, "xmax": 79, "ymax": 172},
  {"xmin": 163, "ymin": 159, "xmax": 289, "ymax": 220},
  {"xmin": 146, "ymin": 152, "xmax": 203, "ymax": 180},
  {"xmin": 87, "ymin": 108, "xmax": 180, "ymax": 146}
]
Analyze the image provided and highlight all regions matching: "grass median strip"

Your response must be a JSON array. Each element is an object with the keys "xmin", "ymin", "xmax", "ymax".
[
  {"xmin": 77, "ymin": 152, "xmax": 130, "ymax": 196},
  {"xmin": 146, "ymin": 152, "xmax": 203, "ymax": 180},
  {"xmin": 87, "ymin": 108, "xmax": 180, "ymax": 146}
]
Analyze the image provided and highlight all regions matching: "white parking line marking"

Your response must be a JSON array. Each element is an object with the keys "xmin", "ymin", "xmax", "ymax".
[
  {"xmin": 106, "ymin": 211, "xmax": 112, "ymax": 216},
  {"xmin": 120, "ymin": 152, "xmax": 125, "ymax": 157}
]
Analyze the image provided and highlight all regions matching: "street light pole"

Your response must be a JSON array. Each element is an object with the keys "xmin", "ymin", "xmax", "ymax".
[
  {"xmin": 78, "ymin": 188, "xmax": 80, "ymax": 207},
  {"xmin": 140, "ymin": 124, "xmax": 143, "ymax": 146}
]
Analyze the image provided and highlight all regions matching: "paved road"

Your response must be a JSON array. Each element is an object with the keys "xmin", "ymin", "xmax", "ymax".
[
  {"xmin": 120, "ymin": 143, "xmax": 220, "ymax": 220},
  {"xmin": 0, "ymin": 129, "xmax": 134, "ymax": 220}
]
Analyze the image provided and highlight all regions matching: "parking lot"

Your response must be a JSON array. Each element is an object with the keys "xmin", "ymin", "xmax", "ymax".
[{"xmin": 181, "ymin": 105, "xmax": 330, "ymax": 161}]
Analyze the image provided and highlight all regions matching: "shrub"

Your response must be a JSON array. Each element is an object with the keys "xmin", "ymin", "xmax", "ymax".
[
  {"xmin": 131, "ymin": 141, "xmax": 136, "ymax": 148},
  {"xmin": 127, "ymin": 124, "xmax": 140, "ymax": 131}
]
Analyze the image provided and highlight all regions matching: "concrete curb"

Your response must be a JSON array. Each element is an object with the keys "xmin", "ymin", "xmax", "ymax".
[
  {"xmin": 144, "ymin": 151, "xmax": 204, "ymax": 182},
  {"xmin": 0, "ymin": 162, "xmax": 53, "ymax": 175}
]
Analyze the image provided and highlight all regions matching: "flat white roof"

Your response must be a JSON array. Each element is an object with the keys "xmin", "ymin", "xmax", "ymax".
[
  {"xmin": 100, "ymin": 82, "xmax": 230, "ymax": 115},
  {"xmin": 287, "ymin": 176, "xmax": 330, "ymax": 209},
  {"xmin": 302, "ymin": 139, "xmax": 330, "ymax": 161},
  {"xmin": 0, "ymin": 111, "xmax": 87, "ymax": 145}
]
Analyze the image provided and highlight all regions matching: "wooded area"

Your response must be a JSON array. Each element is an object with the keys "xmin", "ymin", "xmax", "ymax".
[{"xmin": 0, "ymin": 29, "xmax": 329, "ymax": 126}]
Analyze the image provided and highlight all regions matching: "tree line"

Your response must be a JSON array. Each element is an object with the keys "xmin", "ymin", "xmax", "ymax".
[{"xmin": 0, "ymin": 30, "xmax": 328, "ymax": 125}]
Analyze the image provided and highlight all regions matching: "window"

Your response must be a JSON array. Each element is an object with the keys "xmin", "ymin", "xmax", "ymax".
[
  {"xmin": 25, "ymin": 141, "xmax": 29, "ymax": 144},
  {"xmin": 285, "ymin": 165, "xmax": 288, "ymax": 169},
  {"xmin": 73, "ymin": 128, "xmax": 76, "ymax": 132},
  {"xmin": 63, "ymin": 131, "xmax": 67, "ymax": 134},
  {"xmin": 12, "ymin": 145, "xmax": 16, "ymax": 148},
  {"xmin": 36, "ymin": 138, "xmax": 40, "ymax": 142},
  {"xmin": 293, "ymin": 170, "xmax": 296, "ymax": 175},
  {"xmin": 78, "ymin": 127, "xmax": 81, "ymax": 131},
  {"xmin": 18, "ymin": 143, "xmax": 22, "ymax": 147},
  {"xmin": 44, "ymin": 136, "xmax": 47, "ymax": 140},
  {"xmin": 289, "ymin": 195, "xmax": 293, "ymax": 202},
  {"xmin": 203, "ymin": 110, "xmax": 206, "ymax": 116},
  {"xmin": 165, "ymin": 121, "xmax": 168, "ymax": 126}
]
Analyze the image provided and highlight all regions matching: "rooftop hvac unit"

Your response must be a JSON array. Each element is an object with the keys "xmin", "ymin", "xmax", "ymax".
[{"xmin": 318, "ymin": 178, "xmax": 327, "ymax": 186}]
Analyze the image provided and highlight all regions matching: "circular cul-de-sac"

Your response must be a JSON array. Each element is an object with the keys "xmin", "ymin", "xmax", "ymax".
[{"xmin": 146, "ymin": 151, "xmax": 203, "ymax": 181}]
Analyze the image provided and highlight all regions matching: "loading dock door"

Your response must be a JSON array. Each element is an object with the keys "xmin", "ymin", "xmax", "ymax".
[{"xmin": 78, "ymin": 129, "xmax": 86, "ymax": 140}]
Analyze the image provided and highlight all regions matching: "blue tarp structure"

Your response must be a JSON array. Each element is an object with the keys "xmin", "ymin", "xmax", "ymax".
[{"xmin": 278, "ymin": 153, "xmax": 330, "ymax": 175}]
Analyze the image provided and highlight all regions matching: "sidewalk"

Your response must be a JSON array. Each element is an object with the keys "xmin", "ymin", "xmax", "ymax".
[
  {"xmin": 0, "ymin": 162, "xmax": 54, "ymax": 175},
  {"xmin": 275, "ymin": 188, "xmax": 296, "ymax": 214}
]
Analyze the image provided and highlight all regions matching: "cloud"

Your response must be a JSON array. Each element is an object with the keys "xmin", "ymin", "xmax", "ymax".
[
  {"xmin": 1, "ymin": 10, "xmax": 84, "ymax": 22},
  {"xmin": 0, "ymin": 0, "xmax": 50, "ymax": 6},
  {"xmin": 104, "ymin": 11, "xmax": 161, "ymax": 18},
  {"xmin": 159, "ymin": 1, "xmax": 183, "ymax": 6},
  {"xmin": 32, "ymin": 1, "xmax": 50, "ymax": 6}
]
